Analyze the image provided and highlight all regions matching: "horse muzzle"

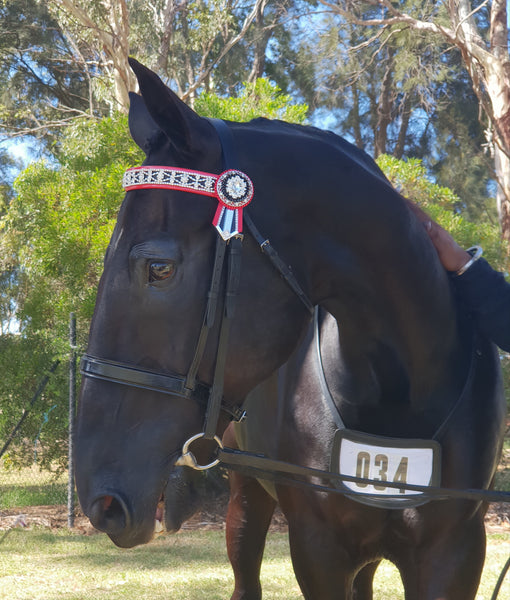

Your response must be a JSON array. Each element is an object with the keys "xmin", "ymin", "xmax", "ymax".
[{"xmin": 86, "ymin": 491, "xmax": 155, "ymax": 548}]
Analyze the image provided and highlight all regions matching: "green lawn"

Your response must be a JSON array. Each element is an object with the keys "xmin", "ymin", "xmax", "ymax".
[
  {"xmin": 1, "ymin": 459, "xmax": 509, "ymax": 599},
  {"xmin": 0, "ymin": 528, "xmax": 508, "ymax": 599},
  {"xmin": 0, "ymin": 463, "xmax": 68, "ymax": 509}
]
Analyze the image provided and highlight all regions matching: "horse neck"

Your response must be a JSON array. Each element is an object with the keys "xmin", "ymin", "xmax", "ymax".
[
  {"xmin": 316, "ymin": 245, "xmax": 470, "ymax": 429},
  {"xmin": 240, "ymin": 123, "xmax": 467, "ymax": 411},
  {"xmin": 306, "ymin": 206, "xmax": 468, "ymax": 417}
]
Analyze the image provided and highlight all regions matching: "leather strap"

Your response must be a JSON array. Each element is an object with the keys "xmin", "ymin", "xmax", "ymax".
[
  {"xmin": 185, "ymin": 236, "xmax": 227, "ymax": 391},
  {"xmin": 81, "ymin": 355, "xmax": 208, "ymax": 402},
  {"xmin": 244, "ymin": 214, "xmax": 314, "ymax": 314},
  {"xmin": 203, "ymin": 236, "xmax": 243, "ymax": 439},
  {"xmin": 218, "ymin": 446, "xmax": 510, "ymax": 504}
]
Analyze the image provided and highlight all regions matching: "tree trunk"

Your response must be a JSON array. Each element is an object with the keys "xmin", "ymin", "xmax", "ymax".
[
  {"xmin": 374, "ymin": 48, "xmax": 394, "ymax": 157},
  {"xmin": 50, "ymin": 0, "xmax": 136, "ymax": 112},
  {"xmin": 494, "ymin": 142, "xmax": 510, "ymax": 244},
  {"xmin": 394, "ymin": 94, "xmax": 411, "ymax": 159},
  {"xmin": 350, "ymin": 83, "xmax": 364, "ymax": 149},
  {"xmin": 488, "ymin": 0, "xmax": 510, "ymax": 243},
  {"xmin": 247, "ymin": 3, "xmax": 271, "ymax": 83}
]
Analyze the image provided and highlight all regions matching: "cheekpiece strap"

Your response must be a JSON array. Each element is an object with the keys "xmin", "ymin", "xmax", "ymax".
[{"xmin": 123, "ymin": 166, "xmax": 253, "ymax": 240}]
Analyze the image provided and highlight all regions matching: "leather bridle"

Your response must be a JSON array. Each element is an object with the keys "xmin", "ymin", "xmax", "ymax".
[{"xmin": 81, "ymin": 118, "xmax": 313, "ymax": 469}]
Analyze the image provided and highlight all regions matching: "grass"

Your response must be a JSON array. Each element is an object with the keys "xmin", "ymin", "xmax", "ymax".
[
  {"xmin": 0, "ymin": 528, "xmax": 508, "ymax": 599},
  {"xmin": 0, "ymin": 529, "xmax": 299, "ymax": 600},
  {"xmin": 0, "ymin": 464, "xmax": 68, "ymax": 509}
]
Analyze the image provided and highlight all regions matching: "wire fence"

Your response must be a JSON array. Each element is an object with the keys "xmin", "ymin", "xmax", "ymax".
[{"xmin": 0, "ymin": 314, "xmax": 77, "ymax": 527}]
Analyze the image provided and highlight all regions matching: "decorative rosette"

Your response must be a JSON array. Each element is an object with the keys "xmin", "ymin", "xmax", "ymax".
[{"xmin": 213, "ymin": 170, "xmax": 254, "ymax": 240}]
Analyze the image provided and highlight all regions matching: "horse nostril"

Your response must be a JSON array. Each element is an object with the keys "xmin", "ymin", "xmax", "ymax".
[{"xmin": 89, "ymin": 493, "xmax": 130, "ymax": 534}]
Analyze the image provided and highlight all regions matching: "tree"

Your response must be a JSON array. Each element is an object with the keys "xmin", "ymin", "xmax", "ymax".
[
  {"xmin": 46, "ymin": 0, "xmax": 270, "ymax": 108},
  {"xmin": 0, "ymin": 0, "xmax": 99, "ymax": 146},
  {"xmin": 1, "ymin": 0, "xmax": 281, "ymax": 150},
  {"xmin": 319, "ymin": 0, "xmax": 510, "ymax": 244},
  {"xmin": 264, "ymin": 4, "xmax": 493, "ymax": 224},
  {"xmin": 0, "ymin": 113, "xmax": 141, "ymax": 468},
  {"xmin": 297, "ymin": 13, "xmax": 452, "ymax": 158}
]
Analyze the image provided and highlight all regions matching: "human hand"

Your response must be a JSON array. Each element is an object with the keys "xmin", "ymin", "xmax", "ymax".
[{"xmin": 406, "ymin": 200, "xmax": 471, "ymax": 273}]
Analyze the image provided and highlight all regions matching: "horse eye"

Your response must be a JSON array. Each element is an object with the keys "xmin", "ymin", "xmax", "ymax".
[{"xmin": 149, "ymin": 261, "xmax": 175, "ymax": 283}]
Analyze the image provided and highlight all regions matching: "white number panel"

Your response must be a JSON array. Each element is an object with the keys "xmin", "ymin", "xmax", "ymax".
[{"xmin": 332, "ymin": 429, "xmax": 441, "ymax": 502}]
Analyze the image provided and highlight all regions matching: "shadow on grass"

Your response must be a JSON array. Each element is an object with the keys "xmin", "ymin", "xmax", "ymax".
[{"xmin": 0, "ymin": 529, "xmax": 234, "ymax": 570}]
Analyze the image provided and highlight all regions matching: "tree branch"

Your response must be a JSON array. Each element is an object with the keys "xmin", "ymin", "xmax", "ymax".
[{"xmin": 181, "ymin": 0, "xmax": 267, "ymax": 101}]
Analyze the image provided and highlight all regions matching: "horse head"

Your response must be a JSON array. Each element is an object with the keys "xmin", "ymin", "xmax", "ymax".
[
  {"xmin": 76, "ymin": 58, "xmax": 479, "ymax": 549},
  {"xmin": 75, "ymin": 59, "xmax": 312, "ymax": 547}
]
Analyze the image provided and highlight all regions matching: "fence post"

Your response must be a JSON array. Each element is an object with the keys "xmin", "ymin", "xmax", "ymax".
[{"xmin": 68, "ymin": 313, "xmax": 77, "ymax": 528}]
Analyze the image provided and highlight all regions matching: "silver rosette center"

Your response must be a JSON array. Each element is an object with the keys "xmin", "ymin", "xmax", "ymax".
[{"xmin": 215, "ymin": 170, "xmax": 254, "ymax": 208}]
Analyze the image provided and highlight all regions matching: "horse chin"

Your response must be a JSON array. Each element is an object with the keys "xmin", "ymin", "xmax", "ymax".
[
  {"xmin": 107, "ymin": 518, "xmax": 156, "ymax": 549},
  {"xmin": 160, "ymin": 467, "xmax": 204, "ymax": 533}
]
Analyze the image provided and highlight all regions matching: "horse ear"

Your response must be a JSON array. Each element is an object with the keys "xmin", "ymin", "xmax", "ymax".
[
  {"xmin": 128, "ymin": 57, "xmax": 209, "ymax": 155},
  {"xmin": 128, "ymin": 92, "xmax": 161, "ymax": 153}
]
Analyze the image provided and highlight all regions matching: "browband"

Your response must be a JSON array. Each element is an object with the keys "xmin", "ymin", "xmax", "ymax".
[{"xmin": 123, "ymin": 166, "xmax": 253, "ymax": 240}]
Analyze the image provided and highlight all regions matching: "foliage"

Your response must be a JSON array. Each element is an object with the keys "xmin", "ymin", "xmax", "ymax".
[
  {"xmin": 0, "ymin": 333, "xmax": 67, "ymax": 471},
  {"xmin": 195, "ymin": 78, "xmax": 308, "ymax": 123},
  {"xmin": 0, "ymin": 0, "xmax": 99, "ymax": 146},
  {"xmin": 0, "ymin": 112, "xmax": 143, "ymax": 468},
  {"xmin": 1, "ymin": 116, "xmax": 142, "ymax": 335},
  {"xmin": 277, "ymin": 3, "xmax": 499, "ymax": 227},
  {"xmin": 377, "ymin": 154, "xmax": 507, "ymax": 272}
]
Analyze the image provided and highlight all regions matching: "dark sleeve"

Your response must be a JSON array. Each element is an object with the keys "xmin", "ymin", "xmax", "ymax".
[{"xmin": 451, "ymin": 257, "xmax": 510, "ymax": 352}]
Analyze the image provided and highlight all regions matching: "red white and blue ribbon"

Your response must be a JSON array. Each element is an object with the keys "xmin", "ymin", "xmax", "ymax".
[{"xmin": 123, "ymin": 166, "xmax": 254, "ymax": 240}]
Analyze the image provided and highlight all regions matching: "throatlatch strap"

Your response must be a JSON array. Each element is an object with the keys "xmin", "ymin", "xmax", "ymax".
[{"xmin": 244, "ymin": 214, "xmax": 314, "ymax": 314}]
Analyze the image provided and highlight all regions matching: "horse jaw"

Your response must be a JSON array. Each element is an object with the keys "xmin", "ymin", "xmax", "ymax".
[{"xmin": 161, "ymin": 467, "xmax": 205, "ymax": 533}]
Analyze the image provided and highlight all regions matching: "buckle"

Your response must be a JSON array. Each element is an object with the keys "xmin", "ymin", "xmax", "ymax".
[
  {"xmin": 174, "ymin": 433, "xmax": 223, "ymax": 471},
  {"xmin": 232, "ymin": 407, "xmax": 247, "ymax": 423}
]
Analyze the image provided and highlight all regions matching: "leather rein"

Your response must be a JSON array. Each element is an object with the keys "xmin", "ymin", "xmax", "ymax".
[{"xmin": 80, "ymin": 118, "xmax": 313, "ymax": 469}]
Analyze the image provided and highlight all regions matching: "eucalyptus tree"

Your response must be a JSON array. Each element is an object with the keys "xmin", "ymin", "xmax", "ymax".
[
  {"xmin": 318, "ymin": 0, "xmax": 510, "ymax": 242},
  {"xmin": 46, "ymin": 0, "xmax": 279, "ymax": 108},
  {"xmin": 1, "ymin": 0, "xmax": 289, "ymax": 146},
  {"xmin": 0, "ymin": 0, "xmax": 97, "ymax": 146}
]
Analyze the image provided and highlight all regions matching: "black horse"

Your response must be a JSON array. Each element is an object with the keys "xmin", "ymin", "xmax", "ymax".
[{"xmin": 75, "ymin": 59, "xmax": 506, "ymax": 599}]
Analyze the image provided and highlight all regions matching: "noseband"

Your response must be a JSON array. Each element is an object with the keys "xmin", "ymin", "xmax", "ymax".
[{"xmin": 81, "ymin": 118, "xmax": 313, "ymax": 468}]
